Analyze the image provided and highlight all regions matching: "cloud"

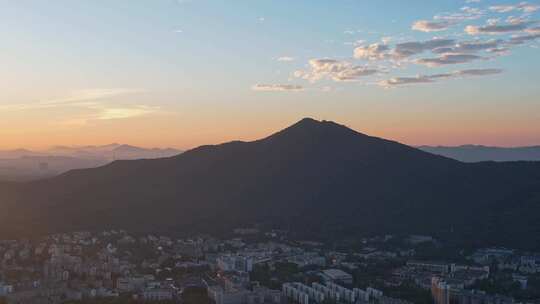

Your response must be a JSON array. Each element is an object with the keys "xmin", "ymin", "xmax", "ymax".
[
  {"xmin": 466, "ymin": 0, "xmax": 481, "ymax": 3},
  {"xmin": 454, "ymin": 68, "xmax": 503, "ymax": 76},
  {"xmin": 0, "ymin": 88, "xmax": 155, "ymax": 124},
  {"xmin": 378, "ymin": 76, "xmax": 434, "ymax": 87},
  {"xmin": 412, "ymin": 20, "xmax": 453, "ymax": 32},
  {"xmin": 294, "ymin": 59, "xmax": 379, "ymax": 82},
  {"xmin": 379, "ymin": 68, "xmax": 502, "ymax": 87},
  {"xmin": 465, "ymin": 20, "xmax": 535, "ymax": 35},
  {"xmin": 353, "ymin": 43, "xmax": 390, "ymax": 60},
  {"xmin": 277, "ymin": 56, "xmax": 295, "ymax": 62},
  {"xmin": 251, "ymin": 84, "xmax": 303, "ymax": 92},
  {"xmin": 392, "ymin": 38, "xmax": 456, "ymax": 58},
  {"xmin": 94, "ymin": 105, "xmax": 158, "ymax": 120},
  {"xmin": 0, "ymin": 88, "xmax": 144, "ymax": 111},
  {"xmin": 416, "ymin": 54, "xmax": 484, "ymax": 66},
  {"xmin": 508, "ymin": 33, "xmax": 540, "ymax": 44},
  {"xmin": 433, "ymin": 39, "xmax": 504, "ymax": 53},
  {"xmin": 489, "ymin": 2, "xmax": 540, "ymax": 13},
  {"xmin": 490, "ymin": 5, "xmax": 519, "ymax": 13},
  {"xmin": 434, "ymin": 6, "xmax": 485, "ymax": 21},
  {"xmin": 526, "ymin": 26, "xmax": 540, "ymax": 34}
]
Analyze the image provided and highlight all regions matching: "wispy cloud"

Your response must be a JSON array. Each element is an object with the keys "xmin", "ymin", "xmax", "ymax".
[
  {"xmin": 393, "ymin": 38, "xmax": 456, "ymax": 59},
  {"xmin": 277, "ymin": 56, "xmax": 295, "ymax": 62},
  {"xmin": 434, "ymin": 6, "xmax": 485, "ymax": 21},
  {"xmin": 465, "ymin": 20, "xmax": 536, "ymax": 35},
  {"xmin": 379, "ymin": 68, "xmax": 502, "ymax": 87},
  {"xmin": 416, "ymin": 54, "xmax": 484, "ymax": 66},
  {"xmin": 252, "ymin": 84, "xmax": 303, "ymax": 92},
  {"xmin": 489, "ymin": 2, "xmax": 540, "ymax": 13},
  {"xmin": 412, "ymin": 20, "xmax": 454, "ymax": 32},
  {"xmin": 0, "ymin": 88, "xmax": 156, "ymax": 125}
]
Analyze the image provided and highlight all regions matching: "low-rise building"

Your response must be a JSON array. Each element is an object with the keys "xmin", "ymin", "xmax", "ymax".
[{"xmin": 321, "ymin": 269, "xmax": 353, "ymax": 284}]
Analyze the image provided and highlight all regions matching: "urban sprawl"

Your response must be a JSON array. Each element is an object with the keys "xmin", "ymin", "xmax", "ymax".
[{"xmin": 1, "ymin": 229, "xmax": 539, "ymax": 304}]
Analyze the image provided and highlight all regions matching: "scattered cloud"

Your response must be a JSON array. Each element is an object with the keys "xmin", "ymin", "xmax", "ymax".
[
  {"xmin": 526, "ymin": 26, "xmax": 540, "ymax": 33},
  {"xmin": 294, "ymin": 59, "xmax": 379, "ymax": 82},
  {"xmin": 277, "ymin": 56, "xmax": 295, "ymax": 62},
  {"xmin": 434, "ymin": 6, "xmax": 485, "ymax": 21},
  {"xmin": 433, "ymin": 39, "xmax": 504, "ymax": 53},
  {"xmin": 379, "ymin": 76, "xmax": 434, "ymax": 87},
  {"xmin": 465, "ymin": 20, "xmax": 535, "ymax": 35},
  {"xmin": 379, "ymin": 68, "xmax": 502, "ymax": 87},
  {"xmin": 508, "ymin": 32, "xmax": 540, "ymax": 44},
  {"xmin": 353, "ymin": 43, "xmax": 390, "ymax": 60},
  {"xmin": 416, "ymin": 54, "xmax": 484, "ymax": 66},
  {"xmin": 251, "ymin": 84, "xmax": 303, "ymax": 92},
  {"xmin": 273, "ymin": 1, "xmax": 535, "ymax": 90},
  {"xmin": 489, "ymin": 2, "xmax": 540, "ymax": 13},
  {"xmin": 455, "ymin": 68, "xmax": 503, "ymax": 76},
  {"xmin": 412, "ymin": 20, "xmax": 453, "ymax": 32},
  {"xmin": 393, "ymin": 38, "xmax": 456, "ymax": 58}
]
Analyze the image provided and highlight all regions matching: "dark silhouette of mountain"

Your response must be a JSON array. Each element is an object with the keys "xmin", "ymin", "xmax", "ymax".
[
  {"xmin": 418, "ymin": 145, "xmax": 540, "ymax": 162},
  {"xmin": 1, "ymin": 118, "xmax": 540, "ymax": 250}
]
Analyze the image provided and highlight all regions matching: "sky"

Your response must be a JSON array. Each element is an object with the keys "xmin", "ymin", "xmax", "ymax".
[{"xmin": 1, "ymin": 0, "xmax": 539, "ymax": 150}]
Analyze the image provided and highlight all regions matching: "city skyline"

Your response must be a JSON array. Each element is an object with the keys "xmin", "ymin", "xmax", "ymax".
[{"xmin": 2, "ymin": 0, "xmax": 540, "ymax": 150}]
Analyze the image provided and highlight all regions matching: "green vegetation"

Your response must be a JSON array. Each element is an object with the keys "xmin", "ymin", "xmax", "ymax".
[
  {"xmin": 381, "ymin": 283, "xmax": 433, "ymax": 304},
  {"xmin": 64, "ymin": 295, "xmax": 174, "ymax": 304},
  {"xmin": 250, "ymin": 262, "xmax": 301, "ymax": 289},
  {"xmin": 182, "ymin": 287, "xmax": 211, "ymax": 304}
]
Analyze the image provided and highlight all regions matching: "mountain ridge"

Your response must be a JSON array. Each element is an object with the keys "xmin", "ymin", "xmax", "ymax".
[
  {"xmin": 1, "ymin": 118, "xmax": 539, "ymax": 250},
  {"xmin": 0, "ymin": 144, "xmax": 183, "ymax": 181},
  {"xmin": 419, "ymin": 145, "xmax": 540, "ymax": 162}
]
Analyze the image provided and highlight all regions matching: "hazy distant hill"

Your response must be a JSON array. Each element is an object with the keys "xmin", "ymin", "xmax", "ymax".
[
  {"xmin": 1, "ymin": 119, "xmax": 539, "ymax": 250},
  {"xmin": 418, "ymin": 145, "xmax": 540, "ymax": 162},
  {"xmin": 0, "ymin": 144, "xmax": 182, "ymax": 181}
]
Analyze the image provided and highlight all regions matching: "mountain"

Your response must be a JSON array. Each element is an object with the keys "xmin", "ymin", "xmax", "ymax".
[
  {"xmin": 0, "ymin": 145, "xmax": 182, "ymax": 181},
  {"xmin": 0, "ymin": 156, "xmax": 106, "ymax": 182},
  {"xmin": 47, "ymin": 143, "xmax": 182, "ymax": 160},
  {"xmin": 0, "ymin": 149, "xmax": 44, "ymax": 159},
  {"xmin": 1, "ymin": 118, "xmax": 540, "ymax": 250},
  {"xmin": 418, "ymin": 145, "xmax": 540, "ymax": 162}
]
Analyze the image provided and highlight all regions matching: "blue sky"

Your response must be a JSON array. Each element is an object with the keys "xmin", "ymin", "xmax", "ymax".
[{"xmin": 1, "ymin": 0, "xmax": 539, "ymax": 149}]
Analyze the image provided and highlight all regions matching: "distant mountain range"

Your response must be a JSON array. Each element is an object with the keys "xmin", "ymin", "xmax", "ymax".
[
  {"xmin": 0, "ymin": 118, "xmax": 539, "ymax": 250},
  {"xmin": 0, "ymin": 144, "xmax": 182, "ymax": 181},
  {"xmin": 418, "ymin": 145, "xmax": 540, "ymax": 162}
]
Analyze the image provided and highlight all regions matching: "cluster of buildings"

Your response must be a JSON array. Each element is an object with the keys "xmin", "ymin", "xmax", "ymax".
[
  {"xmin": 282, "ymin": 281, "xmax": 410, "ymax": 304},
  {"xmin": 0, "ymin": 231, "xmax": 187, "ymax": 303},
  {"xmin": 472, "ymin": 248, "xmax": 540, "ymax": 275},
  {"xmin": 432, "ymin": 277, "xmax": 514, "ymax": 304},
  {"xmin": 206, "ymin": 275, "xmax": 281, "ymax": 304},
  {"xmin": 392, "ymin": 260, "xmax": 490, "ymax": 290},
  {"xmin": 1, "ymin": 230, "xmax": 539, "ymax": 304}
]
